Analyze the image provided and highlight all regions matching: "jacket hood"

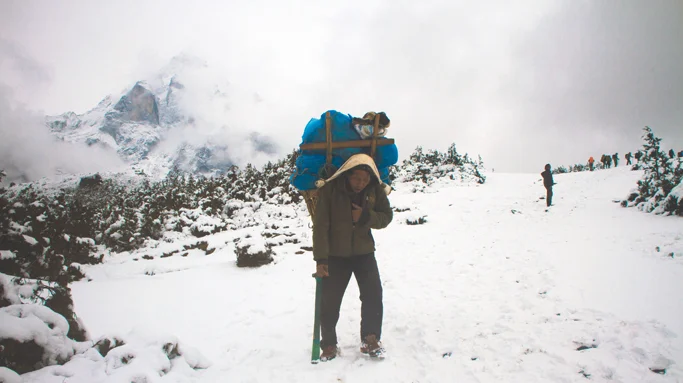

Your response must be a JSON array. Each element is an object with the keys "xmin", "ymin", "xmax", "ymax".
[{"xmin": 314, "ymin": 153, "xmax": 391, "ymax": 195}]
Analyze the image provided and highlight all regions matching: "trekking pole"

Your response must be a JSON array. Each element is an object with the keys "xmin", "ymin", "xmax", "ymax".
[{"xmin": 311, "ymin": 273, "xmax": 323, "ymax": 364}]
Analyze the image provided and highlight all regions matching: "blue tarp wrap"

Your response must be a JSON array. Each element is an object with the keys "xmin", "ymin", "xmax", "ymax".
[
  {"xmin": 290, "ymin": 110, "xmax": 398, "ymax": 191},
  {"xmin": 290, "ymin": 154, "xmax": 345, "ymax": 191},
  {"xmin": 375, "ymin": 142, "xmax": 399, "ymax": 169},
  {"xmin": 300, "ymin": 111, "xmax": 363, "ymax": 159}
]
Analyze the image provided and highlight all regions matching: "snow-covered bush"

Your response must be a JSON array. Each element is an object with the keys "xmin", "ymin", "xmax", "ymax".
[
  {"xmin": 0, "ymin": 186, "xmax": 99, "ymax": 284},
  {"xmin": 0, "ymin": 272, "xmax": 91, "ymax": 375},
  {"xmin": 0, "ymin": 273, "xmax": 88, "ymax": 341},
  {"xmin": 0, "ymin": 272, "xmax": 210, "ymax": 378},
  {"xmin": 0, "ymin": 303, "xmax": 90, "ymax": 373},
  {"xmin": 621, "ymin": 126, "xmax": 683, "ymax": 216},
  {"xmin": 234, "ymin": 235, "xmax": 274, "ymax": 267},
  {"xmin": 394, "ymin": 144, "xmax": 486, "ymax": 187}
]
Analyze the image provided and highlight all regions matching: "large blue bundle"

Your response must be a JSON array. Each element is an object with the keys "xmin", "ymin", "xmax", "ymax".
[
  {"xmin": 290, "ymin": 154, "xmax": 345, "ymax": 191},
  {"xmin": 290, "ymin": 110, "xmax": 398, "ymax": 191},
  {"xmin": 301, "ymin": 110, "xmax": 363, "ymax": 159},
  {"xmin": 375, "ymin": 142, "xmax": 399, "ymax": 169}
]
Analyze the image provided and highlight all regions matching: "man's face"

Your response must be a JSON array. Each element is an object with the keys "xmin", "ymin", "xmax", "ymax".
[{"xmin": 348, "ymin": 169, "xmax": 371, "ymax": 193}]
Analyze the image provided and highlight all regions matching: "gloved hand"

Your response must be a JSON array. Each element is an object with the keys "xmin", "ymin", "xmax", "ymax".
[
  {"xmin": 351, "ymin": 203, "xmax": 363, "ymax": 223},
  {"xmin": 313, "ymin": 264, "xmax": 329, "ymax": 278}
]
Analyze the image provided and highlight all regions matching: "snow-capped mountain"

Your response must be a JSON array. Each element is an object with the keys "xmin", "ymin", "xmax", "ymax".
[{"xmin": 46, "ymin": 54, "xmax": 278, "ymax": 177}]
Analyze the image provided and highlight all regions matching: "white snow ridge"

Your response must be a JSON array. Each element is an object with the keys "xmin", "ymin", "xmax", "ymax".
[{"xmin": 5, "ymin": 167, "xmax": 683, "ymax": 382}]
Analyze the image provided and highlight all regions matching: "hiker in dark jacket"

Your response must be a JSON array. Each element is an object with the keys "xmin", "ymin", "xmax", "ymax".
[
  {"xmin": 541, "ymin": 164, "xmax": 554, "ymax": 207},
  {"xmin": 612, "ymin": 153, "xmax": 619, "ymax": 167},
  {"xmin": 669, "ymin": 149, "xmax": 676, "ymax": 159},
  {"xmin": 625, "ymin": 152, "xmax": 632, "ymax": 165},
  {"xmin": 312, "ymin": 154, "xmax": 393, "ymax": 361}
]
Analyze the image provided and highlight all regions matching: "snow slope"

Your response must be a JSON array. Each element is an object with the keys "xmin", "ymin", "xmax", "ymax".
[{"xmin": 48, "ymin": 167, "xmax": 683, "ymax": 382}]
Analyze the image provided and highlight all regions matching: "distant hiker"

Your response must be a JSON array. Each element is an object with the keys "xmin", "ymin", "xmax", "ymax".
[
  {"xmin": 625, "ymin": 152, "xmax": 632, "ymax": 165},
  {"xmin": 635, "ymin": 150, "xmax": 643, "ymax": 162},
  {"xmin": 541, "ymin": 164, "xmax": 555, "ymax": 207},
  {"xmin": 669, "ymin": 149, "xmax": 676, "ymax": 159},
  {"xmin": 588, "ymin": 156, "xmax": 595, "ymax": 171},
  {"xmin": 605, "ymin": 155, "xmax": 612, "ymax": 168},
  {"xmin": 312, "ymin": 154, "xmax": 393, "ymax": 361},
  {"xmin": 612, "ymin": 153, "xmax": 619, "ymax": 167},
  {"xmin": 679, "ymin": 150, "xmax": 683, "ymax": 158},
  {"xmin": 600, "ymin": 154, "xmax": 607, "ymax": 168}
]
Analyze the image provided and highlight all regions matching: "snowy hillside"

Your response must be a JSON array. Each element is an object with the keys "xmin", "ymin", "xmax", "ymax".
[
  {"xmin": 8, "ymin": 166, "xmax": 681, "ymax": 382},
  {"xmin": 45, "ymin": 54, "xmax": 278, "ymax": 178}
]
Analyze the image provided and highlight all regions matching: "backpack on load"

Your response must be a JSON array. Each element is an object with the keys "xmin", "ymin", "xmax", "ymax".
[{"xmin": 289, "ymin": 110, "xmax": 398, "ymax": 221}]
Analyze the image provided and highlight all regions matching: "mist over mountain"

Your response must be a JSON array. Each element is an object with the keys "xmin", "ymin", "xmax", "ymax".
[{"xmin": 44, "ymin": 53, "xmax": 279, "ymax": 180}]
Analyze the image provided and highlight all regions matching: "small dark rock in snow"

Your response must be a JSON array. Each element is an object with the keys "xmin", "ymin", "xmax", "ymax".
[
  {"xmin": 442, "ymin": 352, "xmax": 452, "ymax": 358},
  {"xmin": 650, "ymin": 368, "xmax": 666, "ymax": 375},
  {"xmin": 161, "ymin": 250, "xmax": 178, "ymax": 258},
  {"xmin": 576, "ymin": 344, "xmax": 597, "ymax": 351}
]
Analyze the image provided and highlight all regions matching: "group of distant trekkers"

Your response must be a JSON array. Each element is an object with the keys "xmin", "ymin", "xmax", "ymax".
[
  {"xmin": 540, "ymin": 149, "xmax": 682, "ymax": 209},
  {"xmin": 587, "ymin": 149, "xmax": 683, "ymax": 171}
]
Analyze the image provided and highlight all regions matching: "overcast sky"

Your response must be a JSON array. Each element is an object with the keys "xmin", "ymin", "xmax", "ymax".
[{"xmin": 1, "ymin": 0, "xmax": 682, "ymax": 175}]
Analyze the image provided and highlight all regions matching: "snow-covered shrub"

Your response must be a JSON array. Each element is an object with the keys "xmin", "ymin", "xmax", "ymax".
[
  {"xmin": 234, "ymin": 236, "xmax": 274, "ymax": 267},
  {"xmin": 621, "ymin": 126, "xmax": 683, "ymax": 216},
  {"xmin": 15, "ymin": 331, "xmax": 211, "ymax": 381},
  {"xmin": 0, "ymin": 303, "xmax": 90, "ymax": 373},
  {"xmin": 0, "ymin": 272, "xmax": 91, "ymax": 377},
  {"xmin": 0, "ymin": 273, "xmax": 88, "ymax": 341},
  {"xmin": 395, "ymin": 144, "xmax": 486, "ymax": 187},
  {"xmin": 404, "ymin": 211, "xmax": 428, "ymax": 225},
  {"xmin": 94, "ymin": 336, "xmax": 126, "ymax": 357},
  {"xmin": 183, "ymin": 209, "xmax": 226, "ymax": 238},
  {"xmin": 553, "ymin": 166, "xmax": 569, "ymax": 174},
  {"xmin": 262, "ymin": 228, "xmax": 299, "ymax": 247},
  {"xmin": 0, "ymin": 185, "xmax": 99, "ymax": 284}
]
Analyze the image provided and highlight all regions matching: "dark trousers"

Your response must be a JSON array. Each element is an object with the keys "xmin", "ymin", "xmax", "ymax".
[
  {"xmin": 545, "ymin": 186, "xmax": 553, "ymax": 207},
  {"xmin": 320, "ymin": 253, "xmax": 383, "ymax": 348}
]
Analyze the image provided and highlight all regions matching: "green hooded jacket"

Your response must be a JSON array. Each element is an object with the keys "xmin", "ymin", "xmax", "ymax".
[{"xmin": 312, "ymin": 175, "xmax": 393, "ymax": 264}]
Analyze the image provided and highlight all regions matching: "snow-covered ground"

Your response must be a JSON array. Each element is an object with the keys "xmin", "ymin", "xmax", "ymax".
[{"xmin": 26, "ymin": 167, "xmax": 682, "ymax": 382}]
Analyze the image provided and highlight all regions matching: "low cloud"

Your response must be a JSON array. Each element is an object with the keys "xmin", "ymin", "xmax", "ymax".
[
  {"xmin": 0, "ymin": 87, "xmax": 125, "ymax": 183},
  {"xmin": 145, "ymin": 56, "xmax": 286, "ymax": 168}
]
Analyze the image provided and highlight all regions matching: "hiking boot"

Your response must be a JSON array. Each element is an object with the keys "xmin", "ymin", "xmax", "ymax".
[
  {"xmin": 360, "ymin": 334, "xmax": 385, "ymax": 357},
  {"xmin": 320, "ymin": 345, "xmax": 338, "ymax": 361}
]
